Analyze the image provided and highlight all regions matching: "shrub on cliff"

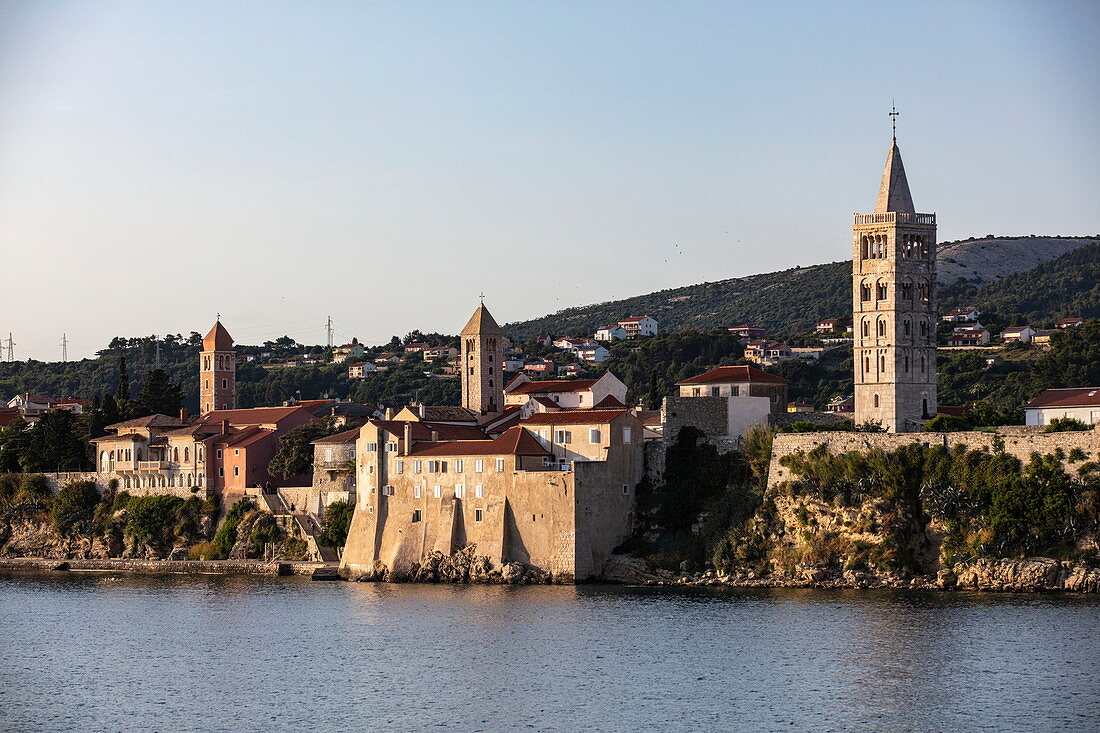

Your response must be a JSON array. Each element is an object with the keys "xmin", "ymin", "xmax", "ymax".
[
  {"xmin": 317, "ymin": 500, "xmax": 353, "ymax": 549},
  {"xmin": 213, "ymin": 499, "xmax": 257, "ymax": 556},
  {"xmin": 51, "ymin": 480, "xmax": 103, "ymax": 535}
]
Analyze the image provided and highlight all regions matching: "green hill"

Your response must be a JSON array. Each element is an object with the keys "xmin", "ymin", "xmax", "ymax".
[{"xmin": 505, "ymin": 236, "xmax": 1100, "ymax": 340}]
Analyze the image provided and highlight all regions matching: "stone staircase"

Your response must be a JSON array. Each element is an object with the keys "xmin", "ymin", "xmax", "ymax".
[{"xmin": 256, "ymin": 492, "xmax": 339, "ymax": 563}]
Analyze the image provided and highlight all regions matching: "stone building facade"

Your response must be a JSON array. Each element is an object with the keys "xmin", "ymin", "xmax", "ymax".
[
  {"xmin": 852, "ymin": 137, "xmax": 937, "ymax": 432},
  {"xmin": 340, "ymin": 410, "xmax": 644, "ymax": 581},
  {"xmin": 460, "ymin": 303, "xmax": 505, "ymax": 416}
]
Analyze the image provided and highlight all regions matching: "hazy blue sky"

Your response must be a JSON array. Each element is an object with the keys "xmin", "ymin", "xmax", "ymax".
[{"xmin": 1, "ymin": 1, "xmax": 1097, "ymax": 361}]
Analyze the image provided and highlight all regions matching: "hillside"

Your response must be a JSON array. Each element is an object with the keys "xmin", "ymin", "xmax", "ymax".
[
  {"xmin": 940, "ymin": 242, "xmax": 1100, "ymax": 323},
  {"xmin": 505, "ymin": 236, "xmax": 1099, "ymax": 340}
]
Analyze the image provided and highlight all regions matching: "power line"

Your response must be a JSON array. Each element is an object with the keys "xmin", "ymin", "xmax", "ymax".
[
  {"xmin": 326, "ymin": 316, "xmax": 333, "ymax": 349},
  {"xmin": 4, "ymin": 333, "xmax": 14, "ymax": 362},
  {"xmin": 61, "ymin": 333, "xmax": 68, "ymax": 362}
]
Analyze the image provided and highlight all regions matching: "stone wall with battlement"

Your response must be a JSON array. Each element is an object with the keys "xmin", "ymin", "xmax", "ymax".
[{"xmin": 767, "ymin": 427, "xmax": 1100, "ymax": 491}]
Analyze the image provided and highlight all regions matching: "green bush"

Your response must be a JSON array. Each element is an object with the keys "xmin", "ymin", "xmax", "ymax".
[
  {"xmin": 51, "ymin": 480, "xmax": 103, "ymax": 534},
  {"xmin": 214, "ymin": 499, "xmax": 256, "ymax": 555},
  {"xmin": 317, "ymin": 500, "xmax": 354, "ymax": 548},
  {"xmin": 188, "ymin": 541, "xmax": 223, "ymax": 560},
  {"xmin": 1044, "ymin": 418, "xmax": 1092, "ymax": 433}
]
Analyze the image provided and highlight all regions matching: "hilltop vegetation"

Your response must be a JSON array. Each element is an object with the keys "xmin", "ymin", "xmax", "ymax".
[
  {"xmin": 940, "ymin": 242, "xmax": 1100, "ymax": 324},
  {"xmin": 506, "ymin": 236, "xmax": 1099, "ymax": 340}
]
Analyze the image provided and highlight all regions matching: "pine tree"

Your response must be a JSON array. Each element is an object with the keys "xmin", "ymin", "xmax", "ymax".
[
  {"xmin": 102, "ymin": 393, "xmax": 120, "ymax": 424},
  {"xmin": 137, "ymin": 369, "xmax": 183, "ymax": 417},
  {"xmin": 117, "ymin": 356, "xmax": 130, "ymax": 400}
]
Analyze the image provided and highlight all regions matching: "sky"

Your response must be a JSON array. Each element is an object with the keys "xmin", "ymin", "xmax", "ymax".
[{"xmin": 1, "ymin": 1, "xmax": 1097, "ymax": 361}]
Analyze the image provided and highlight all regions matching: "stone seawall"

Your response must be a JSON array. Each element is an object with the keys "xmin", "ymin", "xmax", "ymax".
[{"xmin": 0, "ymin": 557, "xmax": 329, "ymax": 577}]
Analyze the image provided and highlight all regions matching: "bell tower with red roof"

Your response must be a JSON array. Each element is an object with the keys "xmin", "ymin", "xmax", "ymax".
[{"xmin": 200, "ymin": 318, "xmax": 235, "ymax": 415}]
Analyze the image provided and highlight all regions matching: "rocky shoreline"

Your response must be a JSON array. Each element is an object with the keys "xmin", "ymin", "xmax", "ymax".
[{"xmin": 601, "ymin": 555, "xmax": 1100, "ymax": 593}]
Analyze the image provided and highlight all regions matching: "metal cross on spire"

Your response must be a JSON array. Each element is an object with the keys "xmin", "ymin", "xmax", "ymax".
[
  {"xmin": 479, "ymin": 292, "xmax": 485, "ymax": 304},
  {"xmin": 889, "ymin": 102, "xmax": 899, "ymax": 143}
]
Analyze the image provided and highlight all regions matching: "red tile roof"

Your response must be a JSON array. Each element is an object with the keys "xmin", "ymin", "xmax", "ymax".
[
  {"xmin": 407, "ymin": 426, "xmax": 548, "ymax": 457},
  {"xmin": 372, "ymin": 420, "xmax": 488, "ymax": 442},
  {"xmin": 219, "ymin": 426, "xmax": 275, "ymax": 448},
  {"xmin": 0, "ymin": 408, "xmax": 24, "ymax": 427},
  {"xmin": 506, "ymin": 378, "xmax": 598, "ymax": 395},
  {"xmin": 592, "ymin": 395, "xmax": 627, "ymax": 408},
  {"xmin": 676, "ymin": 365, "xmax": 788, "ymax": 386},
  {"xmin": 521, "ymin": 409, "xmax": 629, "ymax": 426},
  {"xmin": 91, "ymin": 432, "xmax": 148, "ymax": 443},
  {"xmin": 1025, "ymin": 388, "xmax": 1100, "ymax": 409},
  {"xmin": 106, "ymin": 414, "xmax": 190, "ymax": 430},
  {"xmin": 203, "ymin": 320, "xmax": 234, "ymax": 351},
  {"xmin": 312, "ymin": 427, "xmax": 363, "ymax": 445},
  {"xmin": 196, "ymin": 406, "xmax": 311, "ymax": 425}
]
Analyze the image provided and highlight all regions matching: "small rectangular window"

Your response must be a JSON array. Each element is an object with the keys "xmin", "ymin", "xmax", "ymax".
[
  {"xmin": 414, "ymin": 460, "xmax": 423, "ymax": 473},
  {"xmin": 233, "ymin": 466, "xmax": 239, "ymax": 477},
  {"xmin": 495, "ymin": 458, "xmax": 505, "ymax": 472},
  {"xmin": 475, "ymin": 484, "xmax": 483, "ymax": 498},
  {"xmin": 455, "ymin": 484, "xmax": 465, "ymax": 498},
  {"xmin": 589, "ymin": 428, "xmax": 601, "ymax": 443},
  {"xmin": 382, "ymin": 485, "xmax": 395, "ymax": 496},
  {"xmin": 412, "ymin": 509, "xmax": 422, "ymax": 523},
  {"xmin": 428, "ymin": 460, "xmax": 438, "ymax": 473},
  {"xmin": 218, "ymin": 467, "xmax": 224, "ymax": 477},
  {"xmin": 234, "ymin": 449, "xmax": 239, "ymax": 456},
  {"xmin": 454, "ymin": 459, "xmax": 463, "ymax": 472},
  {"xmin": 623, "ymin": 484, "xmax": 630, "ymax": 495},
  {"xmin": 475, "ymin": 509, "xmax": 483, "ymax": 522},
  {"xmin": 216, "ymin": 449, "xmax": 222, "ymax": 459},
  {"xmin": 433, "ymin": 485, "xmax": 441, "ymax": 498},
  {"xmin": 414, "ymin": 485, "xmax": 421, "ymax": 498},
  {"xmin": 623, "ymin": 428, "xmax": 632, "ymax": 444},
  {"xmin": 396, "ymin": 460, "xmax": 404, "ymax": 474},
  {"xmin": 475, "ymin": 459, "xmax": 484, "ymax": 472}
]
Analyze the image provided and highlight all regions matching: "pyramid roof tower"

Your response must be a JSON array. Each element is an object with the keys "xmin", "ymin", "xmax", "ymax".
[
  {"xmin": 202, "ymin": 320, "xmax": 234, "ymax": 351},
  {"xmin": 460, "ymin": 302, "xmax": 504, "ymax": 336},
  {"xmin": 874, "ymin": 141, "xmax": 916, "ymax": 214}
]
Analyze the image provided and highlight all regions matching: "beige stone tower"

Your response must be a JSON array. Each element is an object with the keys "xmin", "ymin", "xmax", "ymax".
[
  {"xmin": 853, "ymin": 136, "xmax": 937, "ymax": 432},
  {"xmin": 200, "ymin": 319, "xmax": 235, "ymax": 415},
  {"xmin": 460, "ymin": 301, "xmax": 505, "ymax": 416}
]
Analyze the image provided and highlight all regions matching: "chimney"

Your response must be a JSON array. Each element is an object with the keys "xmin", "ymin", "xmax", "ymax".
[
  {"xmin": 386, "ymin": 407, "xmax": 396, "ymax": 420},
  {"xmin": 179, "ymin": 408, "xmax": 189, "ymax": 422},
  {"xmin": 431, "ymin": 430, "xmax": 439, "ymax": 443},
  {"xmin": 403, "ymin": 422, "xmax": 413, "ymax": 452},
  {"xmin": 221, "ymin": 419, "xmax": 230, "ymax": 435},
  {"xmin": 418, "ymin": 404, "xmax": 426, "ymax": 418}
]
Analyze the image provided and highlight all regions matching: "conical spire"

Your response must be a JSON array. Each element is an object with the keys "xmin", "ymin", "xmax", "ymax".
[
  {"xmin": 202, "ymin": 320, "xmax": 234, "ymax": 351},
  {"xmin": 874, "ymin": 141, "xmax": 915, "ymax": 214},
  {"xmin": 460, "ymin": 303, "xmax": 503, "ymax": 336}
]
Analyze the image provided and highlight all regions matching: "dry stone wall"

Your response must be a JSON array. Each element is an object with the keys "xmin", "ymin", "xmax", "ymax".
[{"xmin": 767, "ymin": 427, "xmax": 1100, "ymax": 491}]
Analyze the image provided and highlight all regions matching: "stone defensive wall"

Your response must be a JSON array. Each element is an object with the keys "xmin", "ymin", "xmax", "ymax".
[{"xmin": 767, "ymin": 426, "xmax": 1100, "ymax": 492}]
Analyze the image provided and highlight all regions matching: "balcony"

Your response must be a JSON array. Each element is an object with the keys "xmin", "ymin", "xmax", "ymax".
[
  {"xmin": 136, "ymin": 461, "xmax": 173, "ymax": 471},
  {"xmin": 853, "ymin": 212, "xmax": 936, "ymax": 226}
]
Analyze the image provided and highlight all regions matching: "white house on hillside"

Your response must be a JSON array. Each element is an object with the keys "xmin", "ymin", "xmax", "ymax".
[
  {"xmin": 618, "ymin": 316, "xmax": 659, "ymax": 337},
  {"xmin": 595, "ymin": 324, "xmax": 627, "ymax": 341},
  {"xmin": 1025, "ymin": 388, "xmax": 1100, "ymax": 426}
]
